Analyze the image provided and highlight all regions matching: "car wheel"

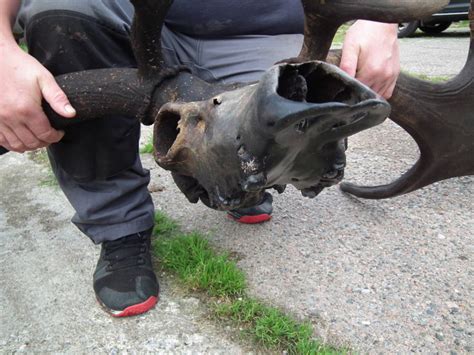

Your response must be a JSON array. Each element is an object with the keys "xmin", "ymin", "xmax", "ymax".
[
  {"xmin": 398, "ymin": 21, "xmax": 419, "ymax": 38},
  {"xmin": 419, "ymin": 22, "xmax": 452, "ymax": 34}
]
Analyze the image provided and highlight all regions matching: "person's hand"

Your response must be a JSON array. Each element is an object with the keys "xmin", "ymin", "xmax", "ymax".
[
  {"xmin": 0, "ymin": 43, "xmax": 76, "ymax": 153},
  {"xmin": 340, "ymin": 20, "xmax": 400, "ymax": 99}
]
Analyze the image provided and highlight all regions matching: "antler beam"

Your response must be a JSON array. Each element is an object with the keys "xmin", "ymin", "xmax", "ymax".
[
  {"xmin": 340, "ymin": 1, "xmax": 474, "ymax": 198},
  {"xmin": 298, "ymin": 0, "xmax": 449, "ymax": 61}
]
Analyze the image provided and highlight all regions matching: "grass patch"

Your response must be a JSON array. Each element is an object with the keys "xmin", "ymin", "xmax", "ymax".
[
  {"xmin": 152, "ymin": 211, "xmax": 343, "ymax": 354},
  {"xmin": 215, "ymin": 298, "xmax": 341, "ymax": 354},
  {"xmin": 332, "ymin": 24, "xmax": 350, "ymax": 46},
  {"xmin": 19, "ymin": 42, "xmax": 28, "ymax": 52},
  {"xmin": 154, "ymin": 232, "xmax": 246, "ymax": 297},
  {"xmin": 452, "ymin": 20, "xmax": 469, "ymax": 29},
  {"xmin": 153, "ymin": 210, "xmax": 179, "ymax": 237},
  {"xmin": 140, "ymin": 141, "xmax": 154, "ymax": 154},
  {"xmin": 405, "ymin": 72, "xmax": 452, "ymax": 83}
]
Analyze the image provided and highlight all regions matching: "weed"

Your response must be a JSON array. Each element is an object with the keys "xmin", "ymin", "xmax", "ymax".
[
  {"xmin": 215, "ymin": 298, "xmax": 341, "ymax": 354},
  {"xmin": 140, "ymin": 135, "xmax": 154, "ymax": 154},
  {"xmin": 152, "ymin": 211, "xmax": 344, "ymax": 354},
  {"xmin": 154, "ymin": 232, "xmax": 246, "ymax": 297},
  {"xmin": 153, "ymin": 210, "xmax": 179, "ymax": 237}
]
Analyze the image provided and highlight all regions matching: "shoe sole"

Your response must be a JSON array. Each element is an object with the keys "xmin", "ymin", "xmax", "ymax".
[
  {"xmin": 97, "ymin": 295, "xmax": 158, "ymax": 318},
  {"xmin": 227, "ymin": 213, "xmax": 272, "ymax": 224}
]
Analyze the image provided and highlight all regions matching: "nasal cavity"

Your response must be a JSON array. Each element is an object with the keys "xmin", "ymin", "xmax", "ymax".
[{"xmin": 154, "ymin": 110, "xmax": 181, "ymax": 159}]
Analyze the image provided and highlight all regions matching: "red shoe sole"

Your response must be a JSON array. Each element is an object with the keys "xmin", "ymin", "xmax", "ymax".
[
  {"xmin": 99, "ymin": 295, "xmax": 158, "ymax": 318},
  {"xmin": 227, "ymin": 213, "xmax": 272, "ymax": 224}
]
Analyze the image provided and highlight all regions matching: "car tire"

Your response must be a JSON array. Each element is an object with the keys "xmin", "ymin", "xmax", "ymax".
[
  {"xmin": 419, "ymin": 21, "xmax": 452, "ymax": 34},
  {"xmin": 398, "ymin": 21, "xmax": 419, "ymax": 38}
]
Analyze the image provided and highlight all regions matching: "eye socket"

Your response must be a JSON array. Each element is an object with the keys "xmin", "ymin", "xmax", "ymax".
[{"xmin": 213, "ymin": 97, "xmax": 222, "ymax": 105}]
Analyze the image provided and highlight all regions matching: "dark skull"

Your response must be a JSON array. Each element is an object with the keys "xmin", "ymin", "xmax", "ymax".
[{"xmin": 153, "ymin": 61, "xmax": 390, "ymax": 210}]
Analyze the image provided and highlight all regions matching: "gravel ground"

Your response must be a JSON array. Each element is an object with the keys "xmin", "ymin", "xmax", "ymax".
[
  {"xmin": 399, "ymin": 29, "xmax": 470, "ymax": 76},
  {"xmin": 0, "ymin": 153, "xmax": 245, "ymax": 353},
  {"xmin": 1, "ymin": 28, "xmax": 472, "ymax": 353}
]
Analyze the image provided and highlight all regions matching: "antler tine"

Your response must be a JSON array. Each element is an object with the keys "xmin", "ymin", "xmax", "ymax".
[
  {"xmin": 130, "ymin": 0, "xmax": 174, "ymax": 77},
  {"xmin": 299, "ymin": 0, "xmax": 449, "ymax": 61},
  {"xmin": 340, "ymin": 0, "xmax": 474, "ymax": 199}
]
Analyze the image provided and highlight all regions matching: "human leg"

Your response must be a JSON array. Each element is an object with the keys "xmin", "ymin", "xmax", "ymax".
[{"xmin": 18, "ymin": 0, "xmax": 158, "ymax": 316}]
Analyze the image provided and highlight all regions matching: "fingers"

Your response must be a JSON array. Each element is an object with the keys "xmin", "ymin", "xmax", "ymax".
[
  {"xmin": 0, "ymin": 48, "xmax": 70, "ymax": 154},
  {"xmin": 0, "ymin": 123, "xmax": 27, "ymax": 152},
  {"xmin": 38, "ymin": 72, "xmax": 76, "ymax": 118},
  {"xmin": 381, "ymin": 79, "xmax": 398, "ymax": 100},
  {"xmin": 340, "ymin": 21, "xmax": 400, "ymax": 100},
  {"xmin": 339, "ymin": 40, "xmax": 359, "ymax": 78},
  {"xmin": 357, "ymin": 58, "xmax": 399, "ymax": 99},
  {"xmin": 11, "ymin": 125, "xmax": 42, "ymax": 149},
  {"xmin": 0, "ymin": 117, "xmax": 63, "ymax": 153},
  {"xmin": 26, "ymin": 111, "xmax": 65, "ymax": 144}
]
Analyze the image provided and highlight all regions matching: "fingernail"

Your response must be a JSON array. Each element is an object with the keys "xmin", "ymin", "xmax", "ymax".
[{"xmin": 64, "ymin": 104, "xmax": 76, "ymax": 115}]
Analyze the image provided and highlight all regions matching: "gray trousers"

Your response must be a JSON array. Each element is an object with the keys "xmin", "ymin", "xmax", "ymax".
[{"xmin": 18, "ymin": 0, "xmax": 303, "ymax": 243}]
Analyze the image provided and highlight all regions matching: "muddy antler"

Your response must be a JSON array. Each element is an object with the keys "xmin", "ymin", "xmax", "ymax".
[{"xmin": 340, "ymin": 1, "xmax": 474, "ymax": 198}]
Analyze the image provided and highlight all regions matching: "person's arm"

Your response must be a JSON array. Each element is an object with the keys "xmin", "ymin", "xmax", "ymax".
[
  {"xmin": 0, "ymin": 0, "xmax": 75, "ymax": 153},
  {"xmin": 340, "ymin": 20, "xmax": 400, "ymax": 99}
]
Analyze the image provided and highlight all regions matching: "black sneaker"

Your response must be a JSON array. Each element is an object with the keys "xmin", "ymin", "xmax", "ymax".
[
  {"xmin": 93, "ymin": 228, "xmax": 159, "ymax": 317},
  {"xmin": 227, "ymin": 192, "xmax": 273, "ymax": 224}
]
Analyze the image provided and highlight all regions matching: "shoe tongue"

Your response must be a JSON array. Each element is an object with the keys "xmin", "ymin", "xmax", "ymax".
[
  {"xmin": 105, "ymin": 235, "xmax": 145, "ymax": 260},
  {"xmin": 110, "ymin": 247, "xmax": 141, "ymax": 260}
]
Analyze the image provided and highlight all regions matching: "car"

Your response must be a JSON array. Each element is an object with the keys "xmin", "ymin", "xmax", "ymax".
[{"xmin": 398, "ymin": 0, "xmax": 470, "ymax": 38}]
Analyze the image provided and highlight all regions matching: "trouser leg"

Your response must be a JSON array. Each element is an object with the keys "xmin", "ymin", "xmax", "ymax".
[
  {"xmin": 48, "ymin": 152, "xmax": 154, "ymax": 244},
  {"xmin": 18, "ymin": 1, "xmax": 155, "ymax": 243}
]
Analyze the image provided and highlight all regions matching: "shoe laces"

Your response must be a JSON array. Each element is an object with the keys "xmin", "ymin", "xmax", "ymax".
[{"xmin": 103, "ymin": 232, "xmax": 149, "ymax": 271}]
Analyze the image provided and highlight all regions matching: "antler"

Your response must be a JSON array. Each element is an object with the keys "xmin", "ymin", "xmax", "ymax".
[
  {"xmin": 4, "ymin": 0, "xmax": 466, "ymax": 208},
  {"xmin": 340, "ymin": 1, "xmax": 474, "ymax": 198},
  {"xmin": 298, "ymin": 0, "xmax": 449, "ymax": 61}
]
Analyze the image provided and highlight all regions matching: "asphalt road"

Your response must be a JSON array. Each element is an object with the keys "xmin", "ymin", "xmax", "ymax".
[
  {"xmin": 1, "ymin": 28, "xmax": 472, "ymax": 353},
  {"xmin": 399, "ymin": 29, "xmax": 470, "ymax": 77}
]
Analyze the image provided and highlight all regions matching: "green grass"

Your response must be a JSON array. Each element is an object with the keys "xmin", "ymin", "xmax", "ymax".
[
  {"xmin": 215, "ymin": 298, "xmax": 341, "ymax": 354},
  {"xmin": 405, "ymin": 72, "xmax": 452, "ymax": 83},
  {"xmin": 452, "ymin": 20, "xmax": 469, "ymax": 29},
  {"xmin": 153, "ymin": 226, "xmax": 246, "ymax": 297},
  {"xmin": 19, "ymin": 42, "xmax": 28, "ymax": 52},
  {"xmin": 152, "ymin": 211, "xmax": 344, "ymax": 354},
  {"xmin": 140, "ymin": 139, "xmax": 154, "ymax": 154},
  {"xmin": 153, "ymin": 211, "xmax": 179, "ymax": 237},
  {"xmin": 332, "ymin": 24, "xmax": 350, "ymax": 46}
]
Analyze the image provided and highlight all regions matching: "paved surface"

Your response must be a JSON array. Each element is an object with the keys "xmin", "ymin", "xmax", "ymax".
[
  {"xmin": 1, "ymin": 28, "xmax": 472, "ymax": 353},
  {"xmin": 399, "ymin": 29, "xmax": 470, "ymax": 77},
  {"xmin": 0, "ymin": 153, "xmax": 245, "ymax": 353}
]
